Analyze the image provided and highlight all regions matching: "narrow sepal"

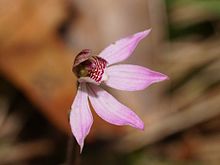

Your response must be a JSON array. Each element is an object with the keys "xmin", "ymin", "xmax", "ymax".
[
  {"xmin": 87, "ymin": 84, "xmax": 144, "ymax": 130},
  {"xmin": 70, "ymin": 83, "xmax": 93, "ymax": 152},
  {"xmin": 99, "ymin": 29, "xmax": 151, "ymax": 65}
]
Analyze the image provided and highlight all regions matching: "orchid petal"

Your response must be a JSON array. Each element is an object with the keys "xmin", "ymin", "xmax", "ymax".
[
  {"xmin": 99, "ymin": 29, "xmax": 151, "ymax": 65},
  {"xmin": 87, "ymin": 84, "xmax": 144, "ymax": 130},
  {"xmin": 70, "ymin": 83, "xmax": 93, "ymax": 152},
  {"xmin": 105, "ymin": 64, "xmax": 168, "ymax": 91}
]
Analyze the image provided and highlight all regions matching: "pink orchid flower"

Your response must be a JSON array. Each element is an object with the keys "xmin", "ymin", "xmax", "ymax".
[{"xmin": 70, "ymin": 29, "xmax": 168, "ymax": 152}]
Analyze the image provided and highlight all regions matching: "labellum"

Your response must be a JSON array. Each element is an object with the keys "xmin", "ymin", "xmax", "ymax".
[{"xmin": 72, "ymin": 49, "xmax": 108, "ymax": 85}]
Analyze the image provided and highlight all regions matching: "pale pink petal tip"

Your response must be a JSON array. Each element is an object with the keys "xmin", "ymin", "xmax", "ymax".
[
  {"xmin": 79, "ymin": 142, "xmax": 84, "ymax": 153},
  {"xmin": 74, "ymin": 137, "xmax": 84, "ymax": 153},
  {"xmin": 131, "ymin": 29, "xmax": 151, "ymax": 41},
  {"xmin": 139, "ymin": 29, "xmax": 152, "ymax": 38},
  {"xmin": 154, "ymin": 72, "xmax": 169, "ymax": 82},
  {"xmin": 134, "ymin": 118, "xmax": 145, "ymax": 131}
]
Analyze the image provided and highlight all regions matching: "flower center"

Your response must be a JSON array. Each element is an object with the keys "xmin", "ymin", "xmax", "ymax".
[{"xmin": 73, "ymin": 55, "xmax": 108, "ymax": 84}]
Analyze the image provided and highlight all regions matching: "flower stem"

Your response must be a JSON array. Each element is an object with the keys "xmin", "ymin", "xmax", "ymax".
[{"xmin": 65, "ymin": 137, "xmax": 81, "ymax": 165}]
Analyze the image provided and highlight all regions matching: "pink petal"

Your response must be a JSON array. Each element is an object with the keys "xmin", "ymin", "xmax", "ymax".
[
  {"xmin": 105, "ymin": 64, "xmax": 168, "ymax": 91},
  {"xmin": 87, "ymin": 84, "xmax": 144, "ymax": 130},
  {"xmin": 99, "ymin": 29, "xmax": 151, "ymax": 65},
  {"xmin": 70, "ymin": 83, "xmax": 93, "ymax": 152}
]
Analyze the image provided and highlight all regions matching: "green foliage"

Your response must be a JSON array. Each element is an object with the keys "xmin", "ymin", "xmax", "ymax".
[{"xmin": 166, "ymin": 0, "xmax": 220, "ymax": 40}]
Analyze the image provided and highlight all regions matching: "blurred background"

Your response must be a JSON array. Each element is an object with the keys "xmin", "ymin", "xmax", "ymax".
[{"xmin": 0, "ymin": 0, "xmax": 220, "ymax": 164}]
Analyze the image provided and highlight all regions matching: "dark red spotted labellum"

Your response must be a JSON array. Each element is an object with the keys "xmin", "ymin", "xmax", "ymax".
[{"xmin": 73, "ymin": 49, "xmax": 107, "ymax": 84}]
